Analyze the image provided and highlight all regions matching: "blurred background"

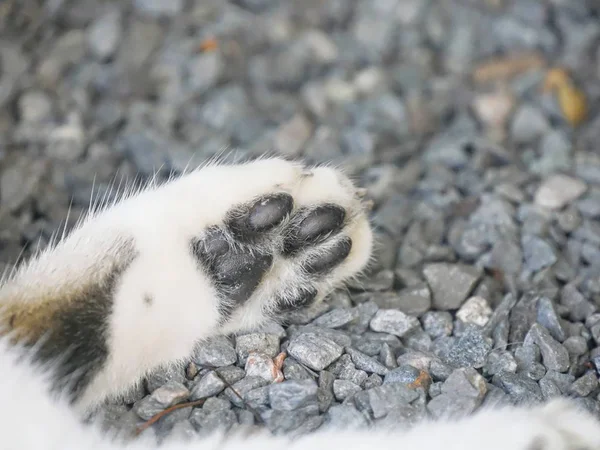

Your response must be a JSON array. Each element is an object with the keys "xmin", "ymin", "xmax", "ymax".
[
  {"xmin": 4, "ymin": 2, "xmax": 600, "ymax": 438},
  {"xmin": 0, "ymin": 0, "xmax": 599, "ymax": 266}
]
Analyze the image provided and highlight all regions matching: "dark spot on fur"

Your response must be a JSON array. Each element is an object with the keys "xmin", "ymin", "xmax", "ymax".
[
  {"xmin": 32, "ymin": 247, "xmax": 136, "ymax": 402},
  {"xmin": 143, "ymin": 295, "xmax": 153, "ymax": 306}
]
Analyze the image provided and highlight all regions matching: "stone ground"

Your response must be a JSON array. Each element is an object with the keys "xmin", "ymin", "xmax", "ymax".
[{"xmin": 2, "ymin": 0, "xmax": 600, "ymax": 443}]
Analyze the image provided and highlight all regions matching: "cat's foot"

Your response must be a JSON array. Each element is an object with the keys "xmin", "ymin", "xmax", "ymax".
[
  {"xmin": 1, "ymin": 157, "xmax": 373, "ymax": 411},
  {"xmin": 187, "ymin": 159, "xmax": 373, "ymax": 334}
]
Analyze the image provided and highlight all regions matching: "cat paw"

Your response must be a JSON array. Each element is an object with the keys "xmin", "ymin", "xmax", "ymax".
[{"xmin": 186, "ymin": 158, "xmax": 373, "ymax": 333}]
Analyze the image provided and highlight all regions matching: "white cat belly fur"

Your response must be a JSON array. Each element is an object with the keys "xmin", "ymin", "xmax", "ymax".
[{"xmin": 0, "ymin": 157, "xmax": 599, "ymax": 450}]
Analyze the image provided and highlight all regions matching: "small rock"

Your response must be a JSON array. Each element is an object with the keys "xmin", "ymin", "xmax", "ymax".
[
  {"xmin": 187, "ymin": 53, "xmax": 223, "ymax": 95},
  {"xmin": 535, "ymin": 174, "xmax": 587, "ymax": 210},
  {"xmin": 87, "ymin": 9, "xmax": 121, "ymax": 60},
  {"xmin": 269, "ymin": 380, "xmax": 318, "ymax": 411},
  {"xmin": 324, "ymin": 405, "xmax": 369, "ymax": 429},
  {"xmin": 193, "ymin": 336, "xmax": 237, "ymax": 367},
  {"xmin": 367, "ymin": 383, "xmax": 420, "ymax": 419},
  {"xmin": 428, "ymin": 368, "xmax": 486, "ymax": 419},
  {"xmin": 190, "ymin": 409, "xmax": 237, "ymax": 433},
  {"xmin": 472, "ymin": 90, "xmax": 514, "ymax": 129},
  {"xmin": 522, "ymin": 235, "xmax": 557, "ymax": 272},
  {"xmin": 151, "ymin": 381, "xmax": 189, "ymax": 408},
  {"xmin": 18, "ymin": 90, "xmax": 53, "ymax": 123},
  {"xmin": 274, "ymin": 114, "xmax": 313, "ymax": 157},
  {"xmin": 369, "ymin": 309, "xmax": 420, "ymax": 337},
  {"xmin": 539, "ymin": 377, "xmax": 562, "ymax": 400},
  {"xmin": 563, "ymin": 336, "xmax": 588, "ymax": 357},
  {"xmin": 224, "ymin": 377, "xmax": 269, "ymax": 408},
  {"xmin": 435, "ymin": 328, "xmax": 493, "ymax": 369},
  {"xmin": 529, "ymin": 324, "xmax": 570, "ymax": 372},
  {"xmin": 569, "ymin": 371, "xmax": 599, "ymax": 397},
  {"xmin": 328, "ymin": 354, "xmax": 368, "ymax": 386},
  {"xmin": 235, "ymin": 333, "xmax": 280, "ymax": 364},
  {"xmin": 146, "ymin": 366, "xmax": 185, "ymax": 393},
  {"xmin": 283, "ymin": 358, "xmax": 313, "ymax": 381},
  {"xmin": 287, "ymin": 333, "xmax": 343, "ymax": 371},
  {"xmin": 493, "ymin": 372, "xmax": 544, "ymax": 403},
  {"xmin": 245, "ymin": 352, "xmax": 278, "ymax": 382},
  {"xmin": 189, "ymin": 371, "xmax": 226, "ymax": 400},
  {"xmin": 423, "ymin": 263, "xmax": 482, "ymax": 310},
  {"xmin": 536, "ymin": 297, "xmax": 566, "ymax": 342},
  {"xmin": 311, "ymin": 308, "xmax": 359, "ymax": 328},
  {"xmin": 485, "ymin": 350, "xmax": 518, "ymax": 376},
  {"xmin": 317, "ymin": 371, "xmax": 335, "ymax": 412},
  {"xmin": 422, "ymin": 311, "xmax": 454, "ymax": 339},
  {"xmin": 510, "ymin": 104, "xmax": 549, "ymax": 144},
  {"xmin": 346, "ymin": 347, "xmax": 390, "ymax": 376},
  {"xmin": 456, "ymin": 296, "xmax": 493, "ymax": 327},
  {"xmin": 333, "ymin": 380, "xmax": 362, "ymax": 401},
  {"xmin": 384, "ymin": 365, "xmax": 430, "ymax": 391}
]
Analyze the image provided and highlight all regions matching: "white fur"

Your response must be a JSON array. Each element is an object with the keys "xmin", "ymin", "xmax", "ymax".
[{"xmin": 1, "ymin": 157, "xmax": 600, "ymax": 450}]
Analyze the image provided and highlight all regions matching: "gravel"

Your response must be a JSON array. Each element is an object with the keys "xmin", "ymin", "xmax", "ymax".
[{"xmin": 4, "ymin": 0, "xmax": 600, "ymax": 442}]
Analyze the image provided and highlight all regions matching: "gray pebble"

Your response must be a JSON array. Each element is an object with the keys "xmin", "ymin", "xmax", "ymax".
[
  {"xmin": 435, "ymin": 328, "xmax": 492, "ymax": 369},
  {"xmin": 569, "ymin": 371, "xmax": 598, "ymax": 397},
  {"xmin": 422, "ymin": 311, "xmax": 454, "ymax": 339},
  {"xmin": 456, "ymin": 296, "xmax": 493, "ymax": 327},
  {"xmin": 369, "ymin": 309, "xmax": 420, "ymax": 337},
  {"xmin": 269, "ymin": 380, "xmax": 318, "ymax": 411},
  {"xmin": 245, "ymin": 352, "xmax": 278, "ymax": 382},
  {"xmin": 563, "ymin": 336, "xmax": 588, "ymax": 357},
  {"xmin": 189, "ymin": 371, "xmax": 226, "ymax": 401},
  {"xmin": 224, "ymin": 377, "xmax": 269, "ymax": 408},
  {"xmin": 542, "ymin": 370, "xmax": 576, "ymax": 394},
  {"xmin": 190, "ymin": 409, "xmax": 237, "ymax": 433},
  {"xmin": 311, "ymin": 308, "xmax": 359, "ymax": 328},
  {"xmin": 529, "ymin": 324, "xmax": 570, "ymax": 372},
  {"xmin": 214, "ymin": 366, "xmax": 245, "ymax": 385},
  {"xmin": 193, "ymin": 336, "xmax": 237, "ymax": 367},
  {"xmin": 423, "ymin": 263, "xmax": 481, "ymax": 310},
  {"xmin": 324, "ymin": 405, "xmax": 369, "ymax": 429},
  {"xmin": 367, "ymin": 383, "xmax": 420, "ymax": 419},
  {"xmin": 536, "ymin": 297, "xmax": 566, "ymax": 342},
  {"xmin": 287, "ymin": 333, "xmax": 343, "ymax": 371},
  {"xmin": 510, "ymin": 105, "xmax": 549, "ymax": 144},
  {"xmin": 364, "ymin": 374, "xmax": 384, "ymax": 389},
  {"xmin": 492, "ymin": 372, "xmax": 543, "ymax": 403},
  {"xmin": 235, "ymin": 333, "xmax": 280, "ymax": 364},
  {"xmin": 146, "ymin": 366, "xmax": 186, "ymax": 393},
  {"xmin": 535, "ymin": 174, "xmax": 587, "ymax": 210},
  {"xmin": 333, "ymin": 380, "xmax": 362, "ymax": 401},
  {"xmin": 87, "ymin": 9, "xmax": 121, "ymax": 60},
  {"xmin": 384, "ymin": 364, "xmax": 428, "ymax": 390},
  {"xmin": 485, "ymin": 350, "xmax": 517, "ymax": 376},
  {"xmin": 283, "ymin": 358, "xmax": 313, "ymax": 381},
  {"xmin": 539, "ymin": 377, "xmax": 562, "ymax": 400},
  {"xmin": 522, "ymin": 235, "xmax": 557, "ymax": 272},
  {"xmin": 317, "ymin": 371, "xmax": 335, "ymax": 412},
  {"xmin": 380, "ymin": 343, "xmax": 398, "ymax": 369},
  {"xmin": 346, "ymin": 347, "xmax": 390, "ymax": 376},
  {"xmin": 151, "ymin": 381, "xmax": 189, "ymax": 408},
  {"xmin": 328, "ymin": 354, "xmax": 369, "ymax": 386}
]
